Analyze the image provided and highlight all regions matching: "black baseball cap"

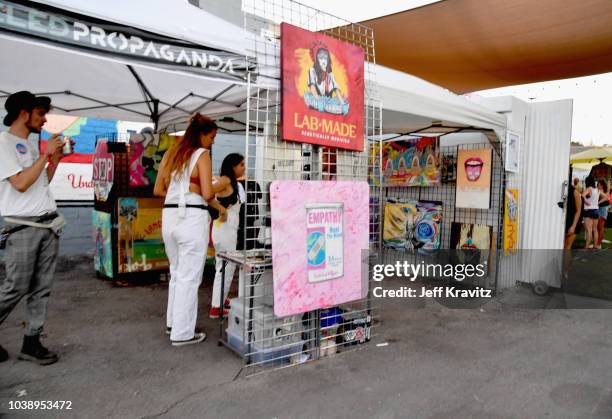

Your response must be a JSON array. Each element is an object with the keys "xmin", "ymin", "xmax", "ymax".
[{"xmin": 3, "ymin": 91, "xmax": 52, "ymax": 126}]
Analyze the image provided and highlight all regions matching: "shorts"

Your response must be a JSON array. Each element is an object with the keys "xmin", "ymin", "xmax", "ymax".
[
  {"xmin": 584, "ymin": 209, "xmax": 599, "ymax": 219},
  {"xmin": 598, "ymin": 205, "xmax": 610, "ymax": 219}
]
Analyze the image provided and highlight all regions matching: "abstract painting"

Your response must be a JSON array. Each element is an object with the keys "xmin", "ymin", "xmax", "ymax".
[
  {"xmin": 92, "ymin": 210, "xmax": 113, "ymax": 278},
  {"xmin": 383, "ymin": 199, "xmax": 443, "ymax": 252},
  {"xmin": 382, "ymin": 137, "xmax": 440, "ymax": 187},
  {"xmin": 450, "ymin": 222, "xmax": 492, "ymax": 250},
  {"xmin": 129, "ymin": 133, "xmax": 177, "ymax": 186}
]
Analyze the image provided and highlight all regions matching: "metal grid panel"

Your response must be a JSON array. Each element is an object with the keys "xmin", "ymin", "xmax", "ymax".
[
  {"xmin": 218, "ymin": 0, "xmax": 381, "ymax": 375},
  {"xmin": 380, "ymin": 135, "xmax": 506, "ymax": 290}
]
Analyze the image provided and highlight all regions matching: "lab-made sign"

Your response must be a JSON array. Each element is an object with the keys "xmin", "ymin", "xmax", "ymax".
[
  {"xmin": 281, "ymin": 23, "xmax": 365, "ymax": 151},
  {"xmin": 92, "ymin": 140, "xmax": 114, "ymax": 202}
]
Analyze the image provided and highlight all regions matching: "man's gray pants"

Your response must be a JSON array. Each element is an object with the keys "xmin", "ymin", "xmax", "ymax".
[{"xmin": 0, "ymin": 222, "xmax": 59, "ymax": 336}]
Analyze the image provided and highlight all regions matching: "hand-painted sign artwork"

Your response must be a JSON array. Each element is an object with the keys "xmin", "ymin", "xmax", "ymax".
[
  {"xmin": 281, "ymin": 23, "xmax": 365, "ymax": 151},
  {"xmin": 382, "ymin": 137, "xmax": 441, "ymax": 187},
  {"xmin": 117, "ymin": 197, "xmax": 168, "ymax": 274},
  {"xmin": 503, "ymin": 189, "xmax": 519, "ymax": 251},
  {"xmin": 92, "ymin": 140, "xmax": 114, "ymax": 202},
  {"xmin": 456, "ymin": 148, "xmax": 493, "ymax": 209},
  {"xmin": 270, "ymin": 181, "xmax": 369, "ymax": 317},
  {"xmin": 92, "ymin": 210, "xmax": 113, "ymax": 278},
  {"xmin": 383, "ymin": 200, "xmax": 443, "ymax": 252}
]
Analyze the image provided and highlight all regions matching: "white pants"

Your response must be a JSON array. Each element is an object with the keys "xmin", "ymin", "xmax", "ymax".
[
  {"xmin": 162, "ymin": 208, "xmax": 210, "ymax": 341},
  {"xmin": 211, "ymin": 205, "xmax": 242, "ymax": 308}
]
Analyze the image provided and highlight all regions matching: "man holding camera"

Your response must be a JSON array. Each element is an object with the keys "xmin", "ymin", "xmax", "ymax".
[{"xmin": 0, "ymin": 91, "xmax": 68, "ymax": 365}]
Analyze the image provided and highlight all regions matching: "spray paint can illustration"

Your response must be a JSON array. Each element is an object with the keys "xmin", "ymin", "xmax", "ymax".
[{"xmin": 306, "ymin": 203, "xmax": 344, "ymax": 283}]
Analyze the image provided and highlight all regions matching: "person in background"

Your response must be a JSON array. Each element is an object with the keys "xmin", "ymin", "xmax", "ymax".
[
  {"xmin": 0, "ymin": 91, "xmax": 68, "ymax": 365},
  {"xmin": 596, "ymin": 179, "xmax": 610, "ymax": 248},
  {"xmin": 210, "ymin": 153, "xmax": 245, "ymax": 319},
  {"xmin": 582, "ymin": 176, "xmax": 599, "ymax": 249},
  {"xmin": 154, "ymin": 113, "xmax": 225, "ymax": 346},
  {"xmin": 564, "ymin": 177, "xmax": 582, "ymax": 249}
]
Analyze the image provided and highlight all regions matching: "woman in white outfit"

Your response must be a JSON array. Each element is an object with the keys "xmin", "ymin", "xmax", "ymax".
[
  {"xmin": 154, "ymin": 113, "xmax": 225, "ymax": 346},
  {"xmin": 582, "ymin": 176, "xmax": 600, "ymax": 249},
  {"xmin": 210, "ymin": 153, "xmax": 246, "ymax": 318}
]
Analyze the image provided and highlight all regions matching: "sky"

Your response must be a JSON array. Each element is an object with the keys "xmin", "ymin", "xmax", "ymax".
[{"xmin": 299, "ymin": 0, "xmax": 611, "ymax": 147}]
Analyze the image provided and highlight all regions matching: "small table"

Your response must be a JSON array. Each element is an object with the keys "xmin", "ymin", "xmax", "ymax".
[{"xmin": 216, "ymin": 250, "xmax": 273, "ymax": 363}]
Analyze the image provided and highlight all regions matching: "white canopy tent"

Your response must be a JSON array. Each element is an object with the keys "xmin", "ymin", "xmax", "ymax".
[
  {"xmin": 376, "ymin": 65, "xmax": 507, "ymax": 135},
  {"xmin": 0, "ymin": 0, "xmax": 253, "ymax": 131}
]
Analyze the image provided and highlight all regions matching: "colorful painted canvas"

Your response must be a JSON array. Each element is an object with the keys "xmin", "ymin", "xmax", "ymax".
[
  {"xmin": 503, "ymin": 189, "xmax": 519, "ymax": 251},
  {"xmin": 383, "ymin": 200, "xmax": 443, "ymax": 252},
  {"xmin": 456, "ymin": 148, "xmax": 493, "ymax": 209},
  {"xmin": 450, "ymin": 222, "xmax": 492, "ymax": 250},
  {"xmin": 129, "ymin": 133, "xmax": 177, "ymax": 186},
  {"xmin": 382, "ymin": 137, "xmax": 441, "ymax": 187},
  {"xmin": 270, "ymin": 181, "xmax": 370, "ymax": 317},
  {"xmin": 117, "ymin": 197, "xmax": 168, "ymax": 273},
  {"xmin": 92, "ymin": 210, "xmax": 113, "ymax": 278}
]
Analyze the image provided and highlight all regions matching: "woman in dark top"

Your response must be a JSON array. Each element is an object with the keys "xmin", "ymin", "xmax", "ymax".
[
  {"xmin": 564, "ymin": 178, "xmax": 582, "ymax": 249},
  {"xmin": 596, "ymin": 179, "xmax": 610, "ymax": 248},
  {"xmin": 209, "ymin": 153, "xmax": 245, "ymax": 318}
]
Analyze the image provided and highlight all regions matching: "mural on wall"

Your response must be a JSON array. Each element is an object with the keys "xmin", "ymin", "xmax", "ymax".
[
  {"xmin": 117, "ymin": 197, "xmax": 168, "ymax": 274},
  {"xmin": 382, "ymin": 137, "xmax": 441, "ymax": 187},
  {"xmin": 503, "ymin": 189, "xmax": 519, "ymax": 251},
  {"xmin": 129, "ymin": 133, "xmax": 177, "ymax": 186},
  {"xmin": 41, "ymin": 115, "xmax": 151, "ymax": 200},
  {"xmin": 383, "ymin": 199, "xmax": 443, "ymax": 252},
  {"xmin": 92, "ymin": 210, "xmax": 113, "ymax": 278},
  {"xmin": 270, "ymin": 181, "xmax": 370, "ymax": 317},
  {"xmin": 281, "ymin": 23, "xmax": 365, "ymax": 152},
  {"xmin": 455, "ymin": 148, "xmax": 493, "ymax": 209}
]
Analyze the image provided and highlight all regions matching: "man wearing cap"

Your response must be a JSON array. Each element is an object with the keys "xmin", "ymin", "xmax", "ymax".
[{"xmin": 0, "ymin": 91, "xmax": 67, "ymax": 365}]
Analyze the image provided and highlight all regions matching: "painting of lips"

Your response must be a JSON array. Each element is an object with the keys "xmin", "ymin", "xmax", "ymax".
[
  {"xmin": 456, "ymin": 148, "xmax": 493, "ymax": 209},
  {"xmin": 464, "ymin": 157, "xmax": 484, "ymax": 181}
]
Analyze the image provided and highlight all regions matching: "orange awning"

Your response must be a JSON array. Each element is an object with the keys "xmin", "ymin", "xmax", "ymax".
[{"xmin": 361, "ymin": 0, "xmax": 612, "ymax": 93}]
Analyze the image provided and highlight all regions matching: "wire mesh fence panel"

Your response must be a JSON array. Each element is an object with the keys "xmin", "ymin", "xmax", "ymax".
[{"xmin": 215, "ymin": 0, "xmax": 381, "ymax": 375}]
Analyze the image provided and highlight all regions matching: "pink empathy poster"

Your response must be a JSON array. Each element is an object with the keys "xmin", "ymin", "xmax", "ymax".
[{"xmin": 270, "ymin": 180, "xmax": 370, "ymax": 317}]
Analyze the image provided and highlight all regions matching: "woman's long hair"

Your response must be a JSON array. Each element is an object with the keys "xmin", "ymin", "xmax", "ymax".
[
  {"xmin": 585, "ymin": 176, "xmax": 596, "ymax": 189},
  {"xmin": 598, "ymin": 179, "xmax": 609, "ymax": 193},
  {"xmin": 166, "ymin": 113, "xmax": 217, "ymax": 178},
  {"xmin": 314, "ymin": 48, "xmax": 332, "ymax": 85},
  {"xmin": 219, "ymin": 153, "xmax": 244, "ymax": 195}
]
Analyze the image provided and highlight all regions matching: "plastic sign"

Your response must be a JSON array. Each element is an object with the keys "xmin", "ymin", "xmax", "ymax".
[{"xmin": 281, "ymin": 23, "xmax": 365, "ymax": 151}]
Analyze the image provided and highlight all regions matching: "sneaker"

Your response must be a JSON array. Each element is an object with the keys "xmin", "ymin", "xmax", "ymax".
[
  {"xmin": 171, "ymin": 332, "xmax": 207, "ymax": 347},
  {"xmin": 165, "ymin": 327, "xmax": 171, "ymax": 335},
  {"xmin": 18, "ymin": 335, "xmax": 58, "ymax": 366},
  {"xmin": 0, "ymin": 344, "xmax": 8, "ymax": 363},
  {"xmin": 209, "ymin": 307, "xmax": 229, "ymax": 319}
]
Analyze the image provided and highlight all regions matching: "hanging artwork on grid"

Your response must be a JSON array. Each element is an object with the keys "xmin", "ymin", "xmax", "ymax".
[
  {"xmin": 383, "ymin": 199, "xmax": 443, "ymax": 252},
  {"xmin": 270, "ymin": 181, "xmax": 370, "ymax": 317},
  {"xmin": 456, "ymin": 148, "xmax": 493, "ymax": 209},
  {"xmin": 450, "ymin": 222, "xmax": 492, "ymax": 250},
  {"xmin": 382, "ymin": 137, "xmax": 441, "ymax": 187},
  {"xmin": 92, "ymin": 210, "xmax": 113, "ymax": 278},
  {"xmin": 505, "ymin": 131, "xmax": 521, "ymax": 173},
  {"xmin": 503, "ymin": 189, "xmax": 519, "ymax": 251},
  {"xmin": 281, "ymin": 23, "xmax": 365, "ymax": 152},
  {"xmin": 441, "ymin": 153, "xmax": 457, "ymax": 183}
]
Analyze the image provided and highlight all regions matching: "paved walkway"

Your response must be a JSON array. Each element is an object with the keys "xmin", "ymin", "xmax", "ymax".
[{"xmin": 1, "ymin": 257, "xmax": 612, "ymax": 418}]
